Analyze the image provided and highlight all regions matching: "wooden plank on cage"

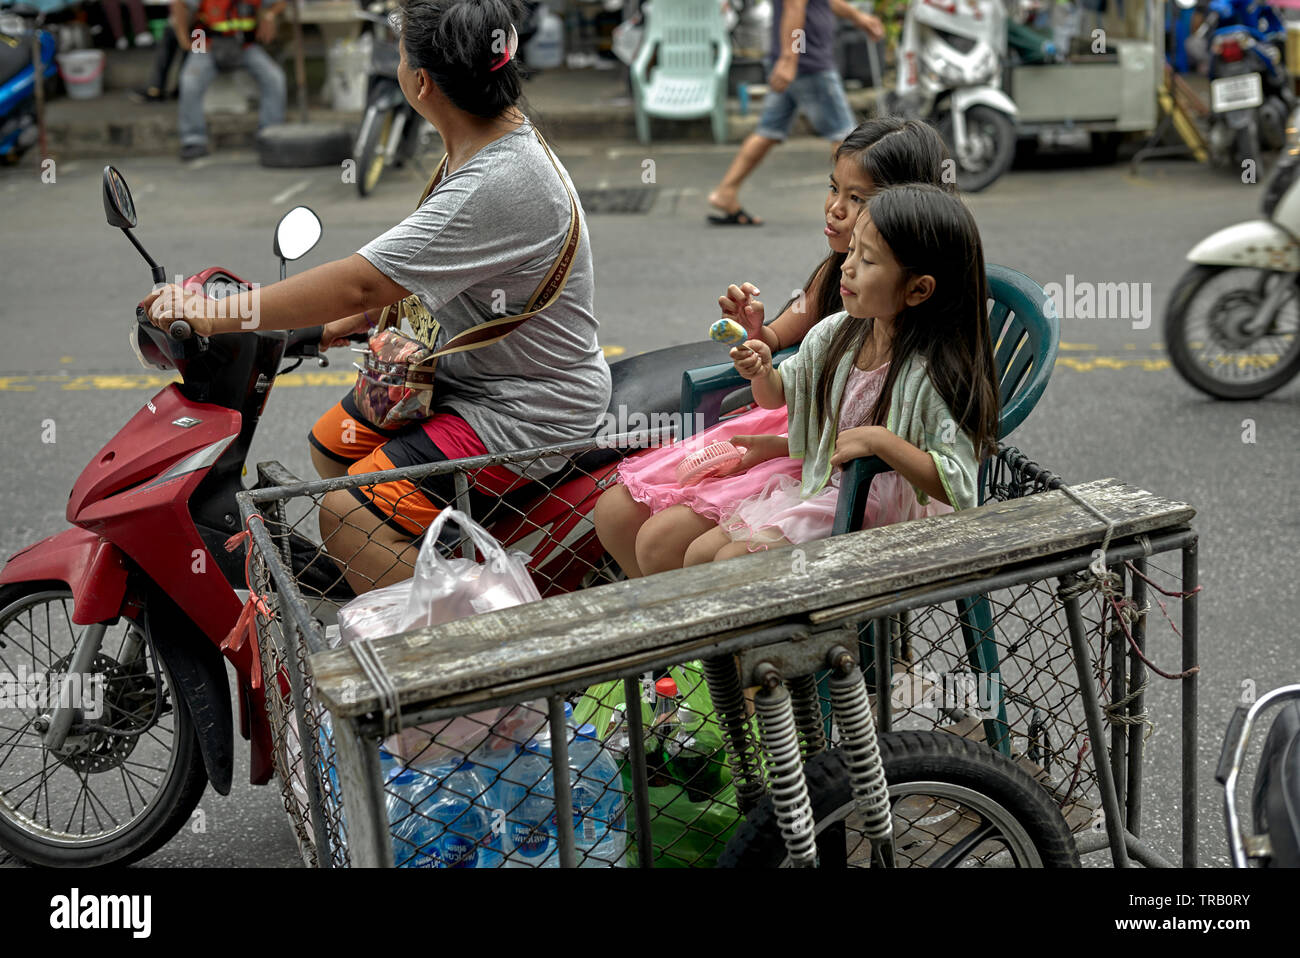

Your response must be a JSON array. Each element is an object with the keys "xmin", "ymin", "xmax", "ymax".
[{"xmin": 312, "ymin": 478, "xmax": 1193, "ymax": 718}]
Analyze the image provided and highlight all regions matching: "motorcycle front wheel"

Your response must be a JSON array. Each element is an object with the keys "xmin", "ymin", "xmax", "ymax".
[
  {"xmin": 936, "ymin": 105, "xmax": 1017, "ymax": 193},
  {"xmin": 1165, "ymin": 264, "xmax": 1300, "ymax": 399},
  {"xmin": 0, "ymin": 585, "xmax": 207, "ymax": 867},
  {"xmin": 717, "ymin": 731, "xmax": 1079, "ymax": 868}
]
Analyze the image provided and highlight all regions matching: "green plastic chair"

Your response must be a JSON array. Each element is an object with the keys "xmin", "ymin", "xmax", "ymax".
[
  {"xmin": 679, "ymin": 265, "xmax": 1060, "ymax": 754},
  {"xmin": 631, "ymin": 0, "xmax": 732, "ymax": 144}
]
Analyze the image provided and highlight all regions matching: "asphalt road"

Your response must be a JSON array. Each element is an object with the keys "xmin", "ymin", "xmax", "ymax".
[{"xmin": 0, "ymin": 138, "xmax": 1296, "ymax": 868}]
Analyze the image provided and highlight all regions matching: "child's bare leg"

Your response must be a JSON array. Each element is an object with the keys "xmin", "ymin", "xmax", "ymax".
[
  {"xmin": 713, "ymin": 536, "xmax": 791, "ymax": 562},
  {"xmin": 636, "ymin": 505, "xmax": 717, "ymax": 575},
  {"xmin": 683, "ymin": 526, "xmax": 733, "ymax": 566},
  {"xmin": 593, "ymin": 484, "xmax": 651, "ymax": 578}
]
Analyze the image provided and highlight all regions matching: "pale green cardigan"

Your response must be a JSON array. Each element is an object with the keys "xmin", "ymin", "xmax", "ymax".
[{"xmin": 778, "ymin": 311, "xmax": 981, "ymax": 511}]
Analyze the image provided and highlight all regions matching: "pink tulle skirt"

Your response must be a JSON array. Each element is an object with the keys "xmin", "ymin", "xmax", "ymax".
[
  {"xmin": 722, "ymin": 469, "xmax": 954, "ymax": 548},
  {"xmin": 616, "ymin": 405, "xmax": 799, "ymax": 524}
]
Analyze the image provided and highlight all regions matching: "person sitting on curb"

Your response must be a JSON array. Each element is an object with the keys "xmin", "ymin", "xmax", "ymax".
[
  {"xmin": 706, "ymin": 0, "xmax": 883, "ymax": 226},
  {"xmin": 173, "ymin": 0, "xmax": 287, "ymax": 160}
]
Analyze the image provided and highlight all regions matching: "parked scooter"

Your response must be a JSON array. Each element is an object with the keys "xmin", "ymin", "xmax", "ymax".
[
  {"xmin": 352, "ymin": 1, "xmax": 428, "ymax": 198},
  {"xmin": 1200, "ymin": 0, "xmax": 1294, "ymax": 170},
  {"xmin": 1217, "ymin": 684, "xmax": 1300, "ymax": 867},
  {"xmin": 0, "ymin": 3, "xmax": 57, "ymax": 163},
  {"xmin": 1164, "ymin": 112, "xmax": 1300, "ymax": 399},
  {"xmin": 0, "ymin": 166, "xmax": 707, "ymax": 866},
  {"xmin": 889, "ymin": 0, "xmax": 1019, "ymax": 192}
]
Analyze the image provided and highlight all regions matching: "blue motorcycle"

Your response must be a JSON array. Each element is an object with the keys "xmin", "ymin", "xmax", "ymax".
[
  {"xmin": 1202, "ymin": 0, "xmax": 1294, "ymax": 169},
  {"xmin": 0, "ymin": 3, "xmax": 58, "ymax": 164}
]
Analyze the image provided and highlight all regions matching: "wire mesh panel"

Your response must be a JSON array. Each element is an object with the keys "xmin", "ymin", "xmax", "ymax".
[{"xmin": 237, "ymin": 439, "xmax": 1190, "ymax": 868}]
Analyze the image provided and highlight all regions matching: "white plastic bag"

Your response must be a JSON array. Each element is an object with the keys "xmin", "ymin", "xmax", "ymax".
[
  {"xmin": 335, "ymin": 508, "xmax": 541, "ymax": 643},
  {"xmin": 331, "ymin": 509, "xmax": 545, "ymax": 765},
  {"xmin": 402, "ymin": 508, "xmax": 542, "ymax": 629}
]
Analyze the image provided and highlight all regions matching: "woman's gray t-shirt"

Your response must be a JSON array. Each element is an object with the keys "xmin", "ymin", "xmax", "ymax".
[{"xmin": 357, "ymin": 119, "xmax": 610, "ymax": 477}]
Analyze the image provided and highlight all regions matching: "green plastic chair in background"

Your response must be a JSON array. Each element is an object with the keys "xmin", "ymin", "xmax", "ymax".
[
  {"xmin": 631, "ymin": 0, "xmax": 732, "ymax": 144},
  {"xmin": 679, "ymin": 264, "xmax": 1060, "ymax": 754}
]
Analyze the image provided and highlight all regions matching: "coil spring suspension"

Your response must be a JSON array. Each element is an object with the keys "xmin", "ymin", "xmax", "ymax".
[
  {"xmin": 828, "ymin": 652, "xmax": 892, "ymax": 846},
  {"xmin": 788, "ymin": 673, "xmax": 826, "ymax": 759},
  {"xmin": 701, "ymin": 655, "xmax": 765, "ymax": 813},
  {"xmin": 754, "ymin": 674, "xmax": 817, "ymax": 867}
]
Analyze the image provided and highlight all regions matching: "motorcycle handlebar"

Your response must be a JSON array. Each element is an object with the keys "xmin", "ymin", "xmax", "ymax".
[{"xmin": 135, "ymin": 304, "xmax": 192, "ymax": 341}]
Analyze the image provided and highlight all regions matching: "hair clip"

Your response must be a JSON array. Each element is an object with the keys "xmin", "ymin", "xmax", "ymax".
[{"xmin": 489, "ymin": 23, "xmax": 519, "ymax": 71}]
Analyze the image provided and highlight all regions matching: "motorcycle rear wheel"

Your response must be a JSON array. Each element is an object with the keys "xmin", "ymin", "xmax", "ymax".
[
  {"xmin": 1165, "ymin": 264, "xmax": 1300, "ymax": 399},
  {"xmin": 0, "ymin": 584, "xmax": 207, "ymax": 867},
  {"xmin": 717, "ymin": 731, "xmax": 1079, "ymax": 868}
]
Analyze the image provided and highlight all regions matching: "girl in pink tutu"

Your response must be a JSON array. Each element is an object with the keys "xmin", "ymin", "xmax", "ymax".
[
  {"xmin": 594, "ymin": 117, "xmax": 953, "ymax": 577},
  {"xmin": 683, "ymin": 183, "xmax": 1000, "ymax": 564}
]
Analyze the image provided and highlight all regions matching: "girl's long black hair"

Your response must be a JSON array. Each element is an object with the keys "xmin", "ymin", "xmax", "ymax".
[
  {"xmin": 815, "ymin": 184, "xmax": 1000, "ymax": 461},
  {"xmin": 780, "ymin": 116, "xmax": 954, "ymax": 330}
]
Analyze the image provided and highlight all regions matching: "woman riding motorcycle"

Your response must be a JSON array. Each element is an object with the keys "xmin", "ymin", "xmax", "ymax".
[{"xmin": 145, "ymin": 0, "xmax": 610, "ymax": 591}]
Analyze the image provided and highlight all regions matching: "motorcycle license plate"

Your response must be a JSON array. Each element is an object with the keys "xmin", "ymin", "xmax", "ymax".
[{"xmin": 1211, "ymin": 74, "xmax": 1264, "ymax": 113}]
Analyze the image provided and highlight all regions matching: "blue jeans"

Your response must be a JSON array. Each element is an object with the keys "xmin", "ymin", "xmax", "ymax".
[
  {"xmin": 755, "ymin": 69, "xmax": 857, "ymax": 142},
  {"xmin": 178, "ymin": 45, "xmax": 286, "ymax": 147}
]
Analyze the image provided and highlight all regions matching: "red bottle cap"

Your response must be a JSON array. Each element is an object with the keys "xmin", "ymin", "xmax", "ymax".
[{"xmin": 655, "ymin": 677, "xmax": 679, "ymax": 698}]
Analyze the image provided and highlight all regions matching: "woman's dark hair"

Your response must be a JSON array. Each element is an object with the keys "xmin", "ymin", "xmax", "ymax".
[
  {"xmin": 400, "ymin": 0, "xmax": 523, "ymax": 118},
  {"xmin": 815, "ymin": 183, "xmax": 1000, "ymax": 462},
  {"xmin": 783, "ymin": 117, "xmax": 953, "ymax": 331}
]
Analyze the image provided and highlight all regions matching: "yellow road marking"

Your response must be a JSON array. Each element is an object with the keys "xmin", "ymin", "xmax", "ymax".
[{"xmin": 0, "ymin": 352, "xmax": 1203, "ymax": 391}]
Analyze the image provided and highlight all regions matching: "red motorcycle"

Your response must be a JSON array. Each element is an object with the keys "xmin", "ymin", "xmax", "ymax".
[{"xmin": 0, "ymin": 166, "xmax": 706, "ymax": 866}]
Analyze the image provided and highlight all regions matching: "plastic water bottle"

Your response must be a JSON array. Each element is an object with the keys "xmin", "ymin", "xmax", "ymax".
[
  {"xmin": 500, "ymin": 739, "xmax": 559, "ymax": 867},
  {"xmin": 568, "ymin": 723, "xmax": 628, "ymax": 867},
  {"xmin": 385, "ymin": 759, "xmax": 502, "ymax": 868}
]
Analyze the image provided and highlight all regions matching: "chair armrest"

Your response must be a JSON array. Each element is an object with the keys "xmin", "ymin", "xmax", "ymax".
[
  {"xmin": 714, "ymin": 34, "xmax": 732, "ymax": 78},
  {"xmin": 680, "ymin": 346, "xmax": 798, "ymax": 438},
  {"xmin": 831, "ymin": 455, "xmax": 892, "ymax": 536}
]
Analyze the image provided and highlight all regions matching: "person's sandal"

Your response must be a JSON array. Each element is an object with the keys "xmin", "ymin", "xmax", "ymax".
[{"xmin": 707, "ymin": 208, "xmax": 763, "ymax": 226}]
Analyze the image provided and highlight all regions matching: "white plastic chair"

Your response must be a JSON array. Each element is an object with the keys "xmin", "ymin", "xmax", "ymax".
[{"xmin": 631, "ymin": 0, "xmax": 732, "ymax": 144}]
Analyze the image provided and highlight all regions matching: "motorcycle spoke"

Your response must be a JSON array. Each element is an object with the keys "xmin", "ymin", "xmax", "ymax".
[
  {"xmin": 929, "ymin": 818, "xmax": 1000, "ymax": 868},
  {"xmin": 0, "ymin": 716, "xmax": 35, "ymax": 769},
  {"xmin": 7, "ymin": 764, "xmax": 56, "ymax": 811},
  {"xmin": 120, "ymin": 757, "xmax": 168, "ymax": 779},
  {"xmin": 82, "ymin": 774, "xmax": 122, "ymax": 830}
]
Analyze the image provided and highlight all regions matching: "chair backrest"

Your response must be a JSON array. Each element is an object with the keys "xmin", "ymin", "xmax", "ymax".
[
  {"xmin": 643, "ymin": 0, "xmax": 729, "ymax": 74},
  {"xmin": 680, "ymin": 263, "xmax": 1059, "ymax": 441},
  {"xmin": 986, "ymin": 264, "xmax": 1058, "ymax": 441}
]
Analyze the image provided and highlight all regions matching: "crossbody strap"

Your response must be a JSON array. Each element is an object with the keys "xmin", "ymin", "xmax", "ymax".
[{"xmin": 377, "ymin": 124, "xmax": 582, "ymax": 356}]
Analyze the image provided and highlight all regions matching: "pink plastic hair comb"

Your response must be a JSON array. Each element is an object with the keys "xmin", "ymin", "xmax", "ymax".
[{"xmin": 675, "ymin": 440, "xmax": 744, "ymax": 486}]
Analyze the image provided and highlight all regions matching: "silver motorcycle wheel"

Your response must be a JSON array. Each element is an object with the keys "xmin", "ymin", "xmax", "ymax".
[
  {"xmin": 1165, "ymin": 264, "xmax": 1300, "ymax": 399},
  {"xmin": 0, "ymin": 587, "xmax": 206, "ymax": 866}
]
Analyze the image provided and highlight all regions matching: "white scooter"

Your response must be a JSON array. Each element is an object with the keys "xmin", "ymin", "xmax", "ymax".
[
  {"xmin": 889, "ymin": 0, "xmax": 1019, "ymax": 192},
  {"xmin": 1164, "ymin": 113, "xmax": 1300, "ymax": 399}
]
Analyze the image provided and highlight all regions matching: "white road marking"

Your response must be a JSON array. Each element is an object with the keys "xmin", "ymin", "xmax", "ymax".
[{"xmin": 271, "ymin": 178, "xmax": 311, "ymax": 205}]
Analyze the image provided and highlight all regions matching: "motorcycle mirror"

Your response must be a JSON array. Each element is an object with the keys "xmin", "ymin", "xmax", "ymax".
[
  {"xmin": 273, "ymin": 206, "xmax": 323, "ymax": 263},
  {"xmin": 102, "ymin": 165, "xmax": 137, "ymax": 229}
]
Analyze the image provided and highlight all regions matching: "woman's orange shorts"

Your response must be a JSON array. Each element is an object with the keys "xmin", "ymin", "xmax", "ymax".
[{"xmin": 309, "ymin": 391, "xmax": 518, "ymax": 536}]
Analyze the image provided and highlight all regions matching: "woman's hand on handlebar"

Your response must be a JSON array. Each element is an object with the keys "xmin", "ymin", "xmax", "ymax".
[
  {"xmin": 321, "ymin": 312, "xmax": 372, "ymax": 349},
  {"xmin": 143, "ymin": 284, "xmax": 218, "ymax": 337}
]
